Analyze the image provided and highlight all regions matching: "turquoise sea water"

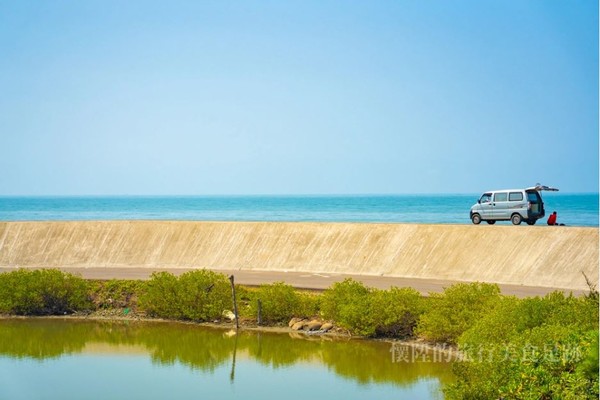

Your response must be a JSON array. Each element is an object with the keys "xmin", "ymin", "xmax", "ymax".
[{"xmin": 0, "ymin": 194, "xmax": 597, "ymax": 226}]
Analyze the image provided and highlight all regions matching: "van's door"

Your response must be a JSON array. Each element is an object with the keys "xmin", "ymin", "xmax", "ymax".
[
  {"xmin": 526, "ymin": 190, "xmax": 543, "ymax": 217},
  {"xmin": 492, "ymin": 192, "xmax": 509, "ymax": 219},
  {"xmin": 530, "ymin": 184, "xmax": 559, "ymax": 192},
  {"xmin": 527, "ymin": 185, "xmax": 559, "ymax": 219},
  {"xmin": 478, "ymin": 193, "xmax": 494, "ymax": 219}
]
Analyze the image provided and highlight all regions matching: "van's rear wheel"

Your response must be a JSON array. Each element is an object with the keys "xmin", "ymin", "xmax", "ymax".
[
  {"xmin": 471, "ymin": 214, "xmax": 482, "ymax": 225},
  {"xmin": 511, "ymin": 214, "xmax": 522, "ymax": 225}
]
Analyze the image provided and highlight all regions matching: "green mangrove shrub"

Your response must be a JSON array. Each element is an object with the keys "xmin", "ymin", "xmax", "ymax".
[
  {"xmin": 416, "ymin": 282, "xmax": 501, "ymax": 344},
  {"xmin": 139, "ymin": 270, "xmax": 231, "ymax": 321},
  {"xmin": 321, "ymin": 279, "xmax": 424, "ymax": 337},
  {"xmin": 248, "ymin": 282, "xmax": 305, "ymax": 323},
  {"xmin": 371, "ymin": 287, "xmax": 424, "ymax": 338},
  {"xmin": 90, "ymin": 279, "xmax": 144, "ymax": 310},
  {"xmin": 320, "ymin": 278, "xmax": 372, "ymax": 335},
  {"xmin": 0, "ymin": 269, "xmax": 91, "ymax": 315},
  {"xmin": 321, "ymin": 278, "xmax": 370, "ymax": 322},
  {"xmin": 298, "ymin": 291, "xmax": 321, "ymax": 319},
  {"xmin": 446, "ymin": 291, "xmax": 599, "ymax": 399}
]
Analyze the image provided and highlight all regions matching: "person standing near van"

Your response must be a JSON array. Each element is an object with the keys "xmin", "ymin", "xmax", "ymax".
[{"xmin": 547, "ymin": 211, "xmax": 557, "ymax": 225}]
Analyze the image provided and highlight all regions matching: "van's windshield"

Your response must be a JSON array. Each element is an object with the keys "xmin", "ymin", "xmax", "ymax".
[{"xmin": 480, "ymin": 193, "xmax": 492, "ymax": 203}]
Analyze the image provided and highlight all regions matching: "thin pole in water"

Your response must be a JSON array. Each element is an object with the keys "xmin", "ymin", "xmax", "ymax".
[
  {"xmin": 228, "ymin": 275, "xmax": 239, "ymax": 330},
  {"xmin": 257, "ymin": 299, "xmax": 262, "ymax": 326}
]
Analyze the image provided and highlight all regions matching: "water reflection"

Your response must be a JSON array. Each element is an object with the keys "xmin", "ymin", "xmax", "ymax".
[{"xmin": 0, "ymin": 318, "xmax": 453, "ymax": 396}]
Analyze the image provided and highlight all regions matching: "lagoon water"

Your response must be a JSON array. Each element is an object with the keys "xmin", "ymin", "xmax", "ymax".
[
  {"xmin": 0, "ymin": 319, "xmax": 453, "ymax": 400},
  {"xmin": 0, "ymin": 193, "xmax": 597, "ymax": 226}
]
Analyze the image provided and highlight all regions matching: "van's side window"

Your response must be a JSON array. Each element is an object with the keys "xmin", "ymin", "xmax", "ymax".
[
  {"xmin": 494, "ymin": 192, "xmax": 508, "ymax": 202},
  {"xmin": 509, "ymin": 192, "xmax": 523, "ymax": 201}
]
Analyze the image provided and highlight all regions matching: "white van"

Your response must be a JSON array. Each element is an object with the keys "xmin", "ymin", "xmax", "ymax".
[{"xmin": 470, "ymin": 185, "xmax": 558, "ymax": 225}]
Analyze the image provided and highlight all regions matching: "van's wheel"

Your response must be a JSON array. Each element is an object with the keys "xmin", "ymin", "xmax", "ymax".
[
  {"xmin": 511, "ymin": 214, "xmax": 522, "ymax": 225},
  {"xmin": 471, "ymin": 214, "xmax": 482, "ymax": 225},
  {"xmin": 486, "ymin": 220, "xmax": 496, "ymax": 225}
]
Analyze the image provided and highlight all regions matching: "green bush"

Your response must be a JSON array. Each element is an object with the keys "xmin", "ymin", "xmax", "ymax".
[
  {"xmin": 339, "ymin": 292, "xmax": 376, "ymax": 336},
  {"xmin": 138, "ymin": 270, "xmax": 231, "ymax": 321},
  {"xmin": 580, "ymin": 330, "xmax": 599, "ymax": 381},
  {"xmin": 446, "ymin": 291, "xmax": 599, "ymax": 399},
  {"xmin": 449, "ymin": 326, "xmax": 599, "ymax": 399},
  {"xmin": 416, "ymin": 282, "xmax": 501, "ymax": 344},
  {"xmin": 371, "ymin": 287, "xmax": 424, "ymax": 338},
  {"xmin": 249, "ymin": 282, "xmax": 303, "ymax": 323},
  {"xmin": 138, "ymin": 271, "xmax": 180, "ymax": 318},
  {"xmin": 321, "ymin": 279, "xmax": 423, "ymax": 337},
  {"xmin": 90, "ymin": 279, "xmax": 144, "ymax": 310},
  {"xmin": 0, "ymin": 269, "xmax": 91, "ymax": 315},
  {"xmin": 177, "ymin": 270, "xmax": 231, "ymax": 321},
  {"xmin": 320, "ymin": 278, "xmax": 372, "ymax": 335},
  {"xmin": 298, "ymin": 291, "xmax": 320, "ymax": 319},
  {"xmin": 321, "ymin": 278, "xmax": 370, "ymax": 322}
]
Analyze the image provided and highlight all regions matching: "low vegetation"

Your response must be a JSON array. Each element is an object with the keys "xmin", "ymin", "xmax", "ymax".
[
  {"xmin": 321, "ymin": 279, "xmax": 424, "ymax": 337},
  {"xmin": 91, "ymin": 279, "xmax": 144, "ymax": 310},
  {"xmin": 138, "ymin": 270, "xmax": 232, "ymax": 321},
  {"xmin": 416, "ymin": 282, "xmax": 501, "ymax": 344},
  {"xmin": 243, "ymin": 281, "xmax": 320, "ymax": 323},
  {"xmin": 0, "ymin": 268, "xmax": 597, "ymax": 398},
  {"xmin": 0, "ymin": 269, "xmax": 91, "ymax": 315},
  {"xmin": 446, "ymin": 291, "xmax": 599, "ymax": 399}
]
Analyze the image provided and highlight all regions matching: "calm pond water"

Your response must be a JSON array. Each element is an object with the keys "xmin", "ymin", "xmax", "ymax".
[{"xmin": 0, "ymin": 318, "xmax": 453, "ymax": 400}]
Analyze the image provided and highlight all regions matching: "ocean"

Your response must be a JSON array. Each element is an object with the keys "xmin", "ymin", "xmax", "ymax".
[{"xmin": 0, "ymin": 194, "xmax": 597, "ymax": 227}]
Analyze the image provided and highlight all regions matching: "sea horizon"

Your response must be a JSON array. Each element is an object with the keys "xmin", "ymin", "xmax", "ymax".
[
  {"xmin": 2, "ymin": 191, "xmax": 598, "ymax": 197},
  {"xmin": 0, "ymin": 193, "xmax": 597, "ymax": 227}
]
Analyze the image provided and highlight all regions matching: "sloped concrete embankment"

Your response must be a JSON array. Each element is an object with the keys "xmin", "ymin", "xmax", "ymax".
[{"xmin": 0, "ymin": 221, "xmax": 597, "ymax": 291}]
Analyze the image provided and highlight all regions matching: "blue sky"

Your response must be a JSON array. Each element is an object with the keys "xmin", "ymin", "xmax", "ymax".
[{"xmin": 0, "ymin": 1, "xmax": 597, "ymax": 195}]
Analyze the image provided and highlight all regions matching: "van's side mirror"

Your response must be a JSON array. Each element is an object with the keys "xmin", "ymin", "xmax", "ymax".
[{"xmin": 477, "ymin": 200, "xmax": 481, "ymax": 204}]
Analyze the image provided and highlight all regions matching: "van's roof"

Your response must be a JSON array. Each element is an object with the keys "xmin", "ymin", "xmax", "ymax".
[{"xmin": 483, "ymin": 188, "xmax": 530, "ymax": 193}]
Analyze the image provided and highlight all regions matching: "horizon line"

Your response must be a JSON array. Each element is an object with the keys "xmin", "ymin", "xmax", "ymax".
[{"xmin": 0, "ymin": 192, "xmax": 598, "ymax": 197}]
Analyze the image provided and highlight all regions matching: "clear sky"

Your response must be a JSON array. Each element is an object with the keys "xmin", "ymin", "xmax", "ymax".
[{"xmin": 1, "ymin": 1, "xmax": 598, "ymax": 195}]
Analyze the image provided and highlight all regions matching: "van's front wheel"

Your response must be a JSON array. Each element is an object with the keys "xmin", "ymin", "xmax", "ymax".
[
  {"xmin": 511, "ymin": 214, "xmax": 522, "ymax": 225},
  {"xmin": 471, "ymin": 214, "xmax": 482, "ymax": 225}
]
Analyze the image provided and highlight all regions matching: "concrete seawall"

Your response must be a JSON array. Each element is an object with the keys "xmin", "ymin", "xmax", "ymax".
[{"xmin": 0, "ymin": 221, "xmax": 597, "ymax": 291}]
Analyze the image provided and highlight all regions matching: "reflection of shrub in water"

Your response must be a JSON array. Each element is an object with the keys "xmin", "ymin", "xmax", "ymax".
[
  {"xmin": 240, "ymin": 330, "xmax": 322, "ymax": 368},
  {"xmin": 320, "ymin": 340, "xmax": 453, "ymax": 387},
  {"xmin": 139, "ymin": 323, "xmax": 235, "ymax": 372},
  {"xmin": 0, "ymin": 319, "xmax": 235, "ymax": 373},
  {"xmin": 0, "ymin": 319, "xmax": 454, "ymax": 388},
  {"xmin": 0, "ymin": 319, "xmax": 90, "ymax": 359}
]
